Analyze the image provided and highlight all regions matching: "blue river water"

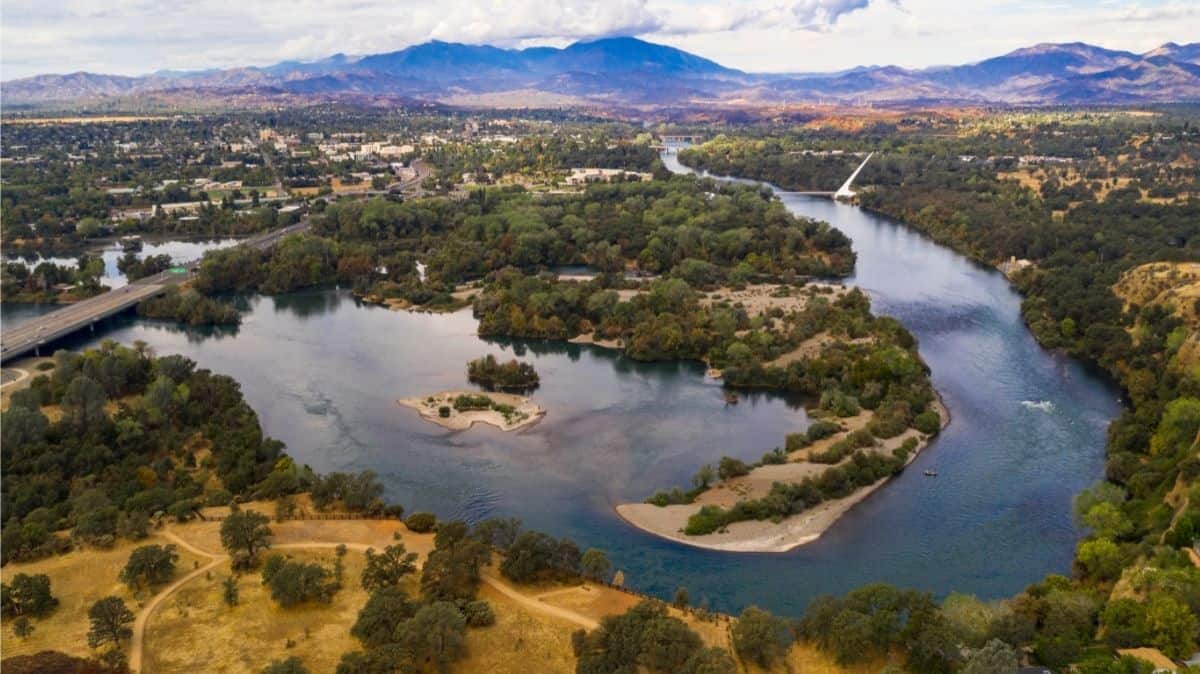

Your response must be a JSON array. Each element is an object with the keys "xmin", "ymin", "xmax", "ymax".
[{"xmin": 0, "ymin": 156, "xmax": 1121, "ymax": 616}]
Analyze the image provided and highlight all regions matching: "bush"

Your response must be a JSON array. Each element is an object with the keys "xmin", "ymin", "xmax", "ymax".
[
  {"xmin": 405, "ymin": 512, "xmax": 437, "ymax": 533},
  {"xmin": 913, "ymin": 409, "xmax": 941, "ymax": 434},
  {"xmin": 461, "ymin": 600, "xmax": 496, "ymax": 627},
  {"xmin": 438, "ymin": 406, "xmax": 451, "ymax": 418},
  {"xmin": 717, "ymin": 456, "xmax": 750, "ymax": 480},
  {"xmin": 806, "ymin": 420, "xmax": 841, "ymax": 442},
  {"xmin": 785, "ymin": 432, "xmax": 811, "ymax": 451}
]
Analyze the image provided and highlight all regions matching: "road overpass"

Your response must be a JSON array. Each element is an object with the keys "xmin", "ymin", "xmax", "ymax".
[{"xmin": 1, "ymin": 220, "xmax": 309, "ymax": 364}]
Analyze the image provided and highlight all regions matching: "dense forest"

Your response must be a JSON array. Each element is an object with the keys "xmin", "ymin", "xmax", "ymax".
[
  {"xmin": 192, "ymin": 176, "xmax": 854, "ymax": 306},
  {"xmin": 679, "ymin": 116, "xmax": 1200, "ymax": 672}
]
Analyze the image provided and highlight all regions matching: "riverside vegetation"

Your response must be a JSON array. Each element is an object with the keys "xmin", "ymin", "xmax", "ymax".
[
  {"xmin": 4, "ymin": 110, "xmax": 1197, "ymax": 673},
  {"xmin": 678, "ymin": 112, "xmax": 1200, "ymax": 671}
]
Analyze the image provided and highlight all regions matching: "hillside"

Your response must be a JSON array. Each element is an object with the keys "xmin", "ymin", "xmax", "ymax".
[
  {"xmin": 1113, "ymin": 262, "xmax": 1200, "ymax": 330},
  {"xmin": 3, "ymin": 38, "xmax": 1199, "ymax": 107}
]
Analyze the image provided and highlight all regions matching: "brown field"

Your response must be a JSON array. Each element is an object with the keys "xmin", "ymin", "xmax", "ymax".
[
  {"xmin": 0, "ymin": 534, "xmax": 206, "ymax": 659},
  {"xmin": 143, "ymin": 549, "xmax": 369, "ymax": 673},
  {"xmin": 457, "ymin": 583, "xmax": 579, "ymax": 674},
  {"xmin": 3, "ymin": 514, "xmax": 864, "ymax": 674}
]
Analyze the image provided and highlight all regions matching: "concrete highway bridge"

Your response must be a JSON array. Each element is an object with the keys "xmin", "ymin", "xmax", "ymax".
[{"xmin": 1, "ymin": 220, "xmax": 309, "ymax": 364}]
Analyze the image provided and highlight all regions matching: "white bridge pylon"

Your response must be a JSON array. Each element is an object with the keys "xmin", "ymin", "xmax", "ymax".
[{"xmin": 835, "ymin": 152, "xmax": 874, "ymax": 200}]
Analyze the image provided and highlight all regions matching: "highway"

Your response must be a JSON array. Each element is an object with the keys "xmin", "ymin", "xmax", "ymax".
[{"xmin": 1, "ymin": 220, "xmax": 308, "ymax": 364}]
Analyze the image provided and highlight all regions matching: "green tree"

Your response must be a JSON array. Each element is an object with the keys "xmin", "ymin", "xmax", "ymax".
[
  {"xmin": 1143, "ymin": 593, "xmax": 1198, "ymax": 658},
  {"xmin": 261, "ymin": 556, "xmax": 335, "ymax": 607},
  {"xmin": 62, "ymin": 375, "xmax": 108, "ymax": 431},
  {"xmin": 119, "ymin": 544, "xmax": 179, "ymax": 590},
  {"xmin": 639, "ymin": 613, "xmax": 703, "ymax": 671},
  {"xmin": 361, "ymin": 543, "xmax": 418, "ymax": 592},
  {"xmin": 1082, "ymin": 502, "xmax": 1133, "ymax": 540},
  {"xmin": 961, "ymin": 638, "xmax": 1018, "ymax": 674},
  {"xmin": 398, "ymin": 601, "xmax": 467, "ymax": 670},
  {"xmin": 1076, "ymin": 538, "xmax": 1124, "ymax": 581},
  {"xmin": 87, "ymin": 596, "xmax": 134, "ymax": 649},
  {"xmin": 351, "ymin": 586, "xmax": 417, "ymax": 648},
  {"xmin": 691, "ymin": 464, "xmax": 714, "ymax": 489},
  {"xmin": 1, "ymin": 573, "xmax": 58, "ymax": 617},
  {"xmin": 581, "ymin": 548, "xmax": 612, "ymax": 582},
  {"xmin": 733, "ymin": 606, "xmax": 793, "ymax": 668},
  {"xmin": 421, "ymin": 521, "xmax": 491, "ymax": 601},
  {"xmin": 220, "ymin": 510, "xmax": 273, "ymax": 565},
  {"xmin": 1150, "ymin": 397, "xmax": 1200, "ymax": 455}
]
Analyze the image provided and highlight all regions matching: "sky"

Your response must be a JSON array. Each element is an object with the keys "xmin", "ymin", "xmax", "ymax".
[{"xmin": 2, "ymin": 0, "xmax": 1198, "ymax": 80}]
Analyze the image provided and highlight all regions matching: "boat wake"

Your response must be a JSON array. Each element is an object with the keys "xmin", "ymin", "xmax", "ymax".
[{"xmin": 1020, "ymin": 400, "xmax": 1055, "ymax": 412}]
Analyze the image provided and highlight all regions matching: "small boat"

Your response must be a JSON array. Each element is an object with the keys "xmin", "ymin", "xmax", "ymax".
[
  {"xmin": 923, "ymin": 469, "xmax": 938, "ymax": 477},
  {"xmin": 723, "ymin": 390, "xmax": 739, "ymax": 405}
]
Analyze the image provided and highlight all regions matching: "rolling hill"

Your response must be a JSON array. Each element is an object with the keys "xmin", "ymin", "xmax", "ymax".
[{"xmin": 3, "ymin": 37, "xmax": 1198, "ymax": 108}]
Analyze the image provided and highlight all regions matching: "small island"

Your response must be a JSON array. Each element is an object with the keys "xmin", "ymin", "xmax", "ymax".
[
  {"xmin": 617, "ymin": 399, "xmax": 948, "ymax": 552},
  {"xmin": 397, "ymin": 391, "xmax": 544, "ymax": 432}
]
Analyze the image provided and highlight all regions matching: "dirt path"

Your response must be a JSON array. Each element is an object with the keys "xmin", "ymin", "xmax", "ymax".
[
  {"xmin": 128, "ymin": 552, "xmax": 226, "ymax": 672},
  {"xmin": 129, "ymin": 534, "xmax": 599, "ymax": 671},
  {"xmin": 480, "ymin": 573, "xmax": 598, "ymax": 630},
  {"xmin": 0, "ymin": 367, "xmax": 30, "ymax": 389}
]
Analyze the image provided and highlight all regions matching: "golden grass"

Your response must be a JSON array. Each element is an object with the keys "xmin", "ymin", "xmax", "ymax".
[
  {"xmin": 143, "ymin": 550, "xmax": 368, "ymax": 674},
  {"xmin": 457, "ymin": 583, "xmax": 579, "ymax": 674},
  {"xmin": 538, "ymin": 583, "xmax": 640, "ymax": 622},
  {"xmin": 0, "ymin": 534, "xmax": 205, "ymax": 659},
  {"xmin": 772, "ymin": 641, "xmax": 892, "ymax": 674},
  {"xmin": 169, "ymin": 518, "xmax": 435, "ymax": 559},
  {"xmin": 3, "ymin": 515, "xmax": 869, "ymax": 674}
]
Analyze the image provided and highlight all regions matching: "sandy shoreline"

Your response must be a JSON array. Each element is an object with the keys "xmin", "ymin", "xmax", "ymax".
[
  {"xmin": 397, "ymin": 391, "xmax": 545, "ymax": 432},
  {"xmin": 616, "ymin": 398, "xmax": 950, "ymax": 553}
]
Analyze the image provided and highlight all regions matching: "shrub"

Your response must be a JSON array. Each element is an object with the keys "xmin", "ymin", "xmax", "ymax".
[
  {"xmin": 717, "ymin": 456, "xmax": 750, "ymax": 480},
  {"xmin": 785, "ymin": 432, "xmax": 811, "ymax": 451},
  {"xmin": 438, "ymin": 406, "xmax": 451, "ymax": 418},
  {"xmin": 461, "ymin": 599, "xmax": 496, "ymax": 627},
  {"xmin": 806, "ymin": 420, "xmax": 841, "ymax": 442},
  {"xmin": 913, "ymin": 409, "xmax": 941, "ymax": 434},
  {"xmin": 405, "ymin": 512, "xmax": 437, "ymax": 533}
]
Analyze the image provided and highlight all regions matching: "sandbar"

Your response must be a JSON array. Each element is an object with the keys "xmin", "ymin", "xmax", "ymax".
[
  {"xmin": 398, "ymin": 391, "xmax": 544, "ymax": 432},
  {"xmin": 616, "ymin": 398, "xmax": 949, "ymax": 553}
]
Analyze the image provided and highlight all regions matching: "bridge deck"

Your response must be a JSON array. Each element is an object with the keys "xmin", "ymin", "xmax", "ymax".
[{"xmin": 1, "ymin": 221, "xmax": 308, "ymax": 364}]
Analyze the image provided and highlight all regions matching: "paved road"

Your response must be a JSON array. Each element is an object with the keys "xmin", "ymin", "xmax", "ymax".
[{"xmin": 0, "ymin": 220, "xmax": 308, "ymax": 363}]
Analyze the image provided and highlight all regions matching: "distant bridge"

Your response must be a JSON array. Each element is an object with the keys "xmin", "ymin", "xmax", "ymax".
[
  {"xmin": 0, "ymin": 220, "xmax": 309, "ymax": 364},
  {"xmin": 779, "ymin": 152, "xmax": 875, "ymax": 200},
  {"xmin": 834, "ymin": 152, "xmax": 874, "ymax": 200}
]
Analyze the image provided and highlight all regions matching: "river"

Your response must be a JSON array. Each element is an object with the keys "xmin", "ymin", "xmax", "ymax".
[{"xmin": 0, "ymin": 156, "xmax": 1121, "ymax": 616}]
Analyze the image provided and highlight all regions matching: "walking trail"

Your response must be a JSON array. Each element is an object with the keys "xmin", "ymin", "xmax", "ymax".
[{"xmin": 127, "ymin": 527, "xmax": 598, "ymax": 672}]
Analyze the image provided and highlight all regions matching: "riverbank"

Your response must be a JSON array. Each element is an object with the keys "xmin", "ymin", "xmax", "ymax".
[
  {"xmin": 397, "ymin": 390, "xmax": 545, "ymax": 432},
  {"xmin": 616, "ymin": 397, "xmax": 949, "ymax": 553}
]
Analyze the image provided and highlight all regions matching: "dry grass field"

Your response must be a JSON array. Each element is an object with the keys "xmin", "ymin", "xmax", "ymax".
[
  {"xmin": 0, "ymin": 533, "xmax": 206, "ymax": 659},
  {"xmin": 143, "ymin": 549, "xmax": 369, "ymax": 673},
  {"xmin": 2, "ymin": 515, "xmax": 864, "ymax": 674}
]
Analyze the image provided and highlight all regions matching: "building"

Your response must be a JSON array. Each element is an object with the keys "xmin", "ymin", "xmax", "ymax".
[{"xmin": 565, "ymin": 168, "xmax": 652, "ymax": 186}]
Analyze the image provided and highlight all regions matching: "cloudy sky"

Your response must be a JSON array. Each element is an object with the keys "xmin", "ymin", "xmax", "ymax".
[{"xmin": 2, "ymin": 0, "xmax": 1198, "ymax": 79}]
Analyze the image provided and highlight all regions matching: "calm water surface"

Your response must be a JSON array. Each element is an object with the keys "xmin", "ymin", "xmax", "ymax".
[
  {"xmin": 4, "ymin": 238, "xmax": 241, "ymax": 291},
  {"xmin": 2, "ymin": 157, "xmax": 1121, "ymax": 615}
]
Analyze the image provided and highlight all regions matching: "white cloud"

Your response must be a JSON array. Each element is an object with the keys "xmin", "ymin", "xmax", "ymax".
[{"xmin": 0, "ymin": 0, "xmax": 1197, "ymax": 79}]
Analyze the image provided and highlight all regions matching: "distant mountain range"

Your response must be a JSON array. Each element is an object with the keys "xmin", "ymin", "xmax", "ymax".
[{"xmin": 5, "ymin": 37, "xmax": 1199, "ymax": 108}]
